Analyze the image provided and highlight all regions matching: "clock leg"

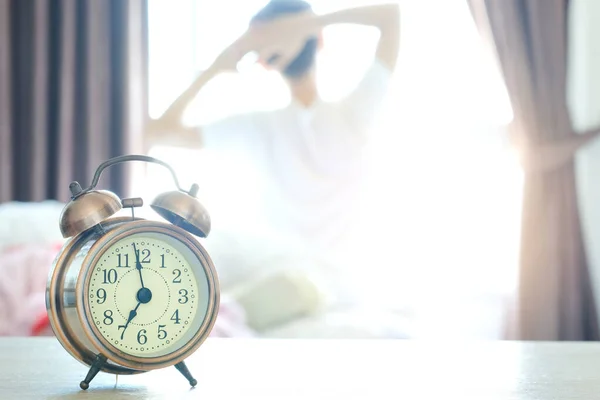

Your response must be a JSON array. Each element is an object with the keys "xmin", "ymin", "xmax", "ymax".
[
  {"xmin": 174, "ymin": 361, "xmax": 198, "ymax": 387},
  {"xmin": 80, "ymin": 354, "xmax": 107, "ymax": 390}
]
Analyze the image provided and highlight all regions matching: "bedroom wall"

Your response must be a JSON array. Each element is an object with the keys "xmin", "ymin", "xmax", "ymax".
[{"xmin": 567, "ymin": 0, "xmax": 600, "ymax": 318}]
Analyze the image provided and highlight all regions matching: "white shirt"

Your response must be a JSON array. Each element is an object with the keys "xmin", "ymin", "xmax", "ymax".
[{"xmin": 201, "ymin": 59, "xmax": 391, "ymax": 262}]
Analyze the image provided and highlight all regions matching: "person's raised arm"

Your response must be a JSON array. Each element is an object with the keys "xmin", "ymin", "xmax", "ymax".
[
  {"xmin": 259, "ymin": 3, "xmax": 401, "ymax": 131},
  {"xmin": 319, "ymin": 2, "xmax": 401, "ymax": 71},
  {"xmin": 144, "ymin": 66, "xmax": 216, "ymax": 150},
  {"xmin": 253, "ymin": 2, "xmax": 401, "ymax": 73},
  {"xmin": 145, "ymin": 31, "xmax": 259, "ymax": 150}
]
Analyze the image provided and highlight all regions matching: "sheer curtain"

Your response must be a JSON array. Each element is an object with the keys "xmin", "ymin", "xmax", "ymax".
[
  {"xmin": 143, "ymin": 0, "xmax": 522, "ymax": 339},
  {"xmin": 468, "ymin": 0, "xmax": 599, "ymax": 341}
]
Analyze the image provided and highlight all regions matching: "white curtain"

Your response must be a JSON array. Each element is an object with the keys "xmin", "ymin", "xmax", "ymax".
[{"xmin": 143, "ymin": 0, "xmax": 523, "ymax": 339}]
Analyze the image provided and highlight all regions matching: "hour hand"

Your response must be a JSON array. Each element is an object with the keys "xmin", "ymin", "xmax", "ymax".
[{"xmin": 118, "ymin": 302, "xmax": 140, "ymax": 340}]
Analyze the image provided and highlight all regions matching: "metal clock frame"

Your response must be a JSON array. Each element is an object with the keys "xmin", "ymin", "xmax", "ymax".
[
  {"xmin": 46, "ymin": 217, "xmax": 220, "ymax": 385},
  {"xmin": 79, "ymin": 220, "xmax": 219, "ymax": 371}
]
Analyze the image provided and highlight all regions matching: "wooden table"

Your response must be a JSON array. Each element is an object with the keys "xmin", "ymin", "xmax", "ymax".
[{"xmin": 1, "ymin": 337, "xmax": 599, "ymax": 399}]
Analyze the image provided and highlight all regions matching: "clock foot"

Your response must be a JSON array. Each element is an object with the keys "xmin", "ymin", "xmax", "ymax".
[
  {"xmin": 174, "ymin": 361, "xmax": 197, "ymax": 387},
  {"xmin": 80, "ymin": 354, "xmax": 107, "ymax": 390}
]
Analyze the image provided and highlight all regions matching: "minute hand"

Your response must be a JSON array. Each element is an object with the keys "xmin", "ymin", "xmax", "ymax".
[{"xmin": 132, "ymin": 243, "xmax": 145, "ymax": 288}]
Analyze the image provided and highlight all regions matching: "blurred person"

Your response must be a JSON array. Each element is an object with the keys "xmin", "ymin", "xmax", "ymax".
[{"xmin": 146, "ymin": 1, "xmax": 401, "ymax": 296}]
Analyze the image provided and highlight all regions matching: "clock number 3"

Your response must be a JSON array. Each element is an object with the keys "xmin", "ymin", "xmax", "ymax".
[{"xmin": 178, "ymin": 289, "xmax": 188, "ymax": 304}]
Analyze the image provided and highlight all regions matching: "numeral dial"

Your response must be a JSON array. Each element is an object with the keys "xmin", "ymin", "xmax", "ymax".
[{"xmin": 87, "ymin": 233, "xmax": 207, "ymax": 358}]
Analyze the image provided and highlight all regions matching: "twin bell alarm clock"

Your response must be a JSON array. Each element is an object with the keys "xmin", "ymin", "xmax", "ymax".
[{"xmin": 45, "ymin": 155, "xmax": 220, "ymax": 390}]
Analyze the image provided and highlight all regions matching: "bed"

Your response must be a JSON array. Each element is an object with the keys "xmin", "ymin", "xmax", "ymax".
[{"xmin": 0, "ymin": 201, "xmax": 413, "ymax": 339}]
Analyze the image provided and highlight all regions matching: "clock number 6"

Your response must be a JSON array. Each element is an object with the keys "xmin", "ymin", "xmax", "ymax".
[{"xmin": 137, "ymin": 329, "xmax": 147, "ymax": 345}]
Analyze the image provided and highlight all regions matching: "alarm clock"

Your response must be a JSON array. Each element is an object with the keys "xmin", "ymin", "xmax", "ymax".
[{"xmin": 45, "ymin": 155, "xmax": 220, "ymax": 390}]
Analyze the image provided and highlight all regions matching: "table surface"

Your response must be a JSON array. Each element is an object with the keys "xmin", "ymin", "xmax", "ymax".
[{"xmin": 1, "ymin": 338, "xmax": 599, "ymax": 399}]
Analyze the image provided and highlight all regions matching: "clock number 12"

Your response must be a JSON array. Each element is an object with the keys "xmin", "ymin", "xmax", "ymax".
[{"xmin": 135, "ymin": 249, "xmax": 151, "ymax": 263}]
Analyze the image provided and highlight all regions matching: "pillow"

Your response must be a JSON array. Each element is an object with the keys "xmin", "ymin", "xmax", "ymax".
[
  {"xmin": 0, "ymin": 201, "xmax": 65, "ymax": 250},
  {"xmin": 229, "ymin": 268, "xmax": 325, "ymax": 332},
  {"xmin": 0, "ymin": 243, "xmax": 62, "ymax": 336},
  {"xmin": 201, "ymin": 224, "xmax": 309, "ymax": 291}
]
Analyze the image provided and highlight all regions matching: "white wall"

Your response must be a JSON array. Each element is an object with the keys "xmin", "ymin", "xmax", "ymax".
[{"xmin": 567, "ymin": 0, "xmax": 600, "ymax": 316}]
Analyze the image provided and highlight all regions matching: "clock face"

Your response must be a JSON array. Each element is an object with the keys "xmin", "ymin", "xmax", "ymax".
[{"xmin": 87, "ymin": 231, "xmax": 210, "ymax": 358}]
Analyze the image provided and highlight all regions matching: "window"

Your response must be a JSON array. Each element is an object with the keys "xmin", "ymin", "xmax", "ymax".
[{"xmin": 143, "ymin": 0, "xmax": 522, "ymax": 339}]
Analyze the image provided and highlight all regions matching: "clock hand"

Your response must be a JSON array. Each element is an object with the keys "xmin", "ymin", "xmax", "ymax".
[
  {"xmin": 132, "ymin": 243, "xmax": 145, "ymax": 289},
  {"xmin": 118, "ymin": 301, "xmax": 141, "ymax": 340}
]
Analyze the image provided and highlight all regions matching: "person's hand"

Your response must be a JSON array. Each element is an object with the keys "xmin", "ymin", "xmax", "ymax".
[
  {"xmin": 211, "ymin": 12, "xmax": 320, "ymax": 73},
  {"xmin": 143, "ymin": 115, "xmax": 179, "ymax": 152},
  {"xmin": 253, "ymin": 11, "xmax": 318, "ymax": 42},
  {"xmin": 254, "ymin": 34, "xmax": 308, "ymax": 71},
  {"xmin": 210, "ymin": 31, "xmax": 258, "ymax": 73}
]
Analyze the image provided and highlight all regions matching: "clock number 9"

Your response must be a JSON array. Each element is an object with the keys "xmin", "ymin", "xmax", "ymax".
[
  {"xmin": 137, "ymin": 329, "xmax": 147, "ymax": 345},
  {"xmin": 96, "ymin": 288, "xmax": 107, "ymax": 304}
]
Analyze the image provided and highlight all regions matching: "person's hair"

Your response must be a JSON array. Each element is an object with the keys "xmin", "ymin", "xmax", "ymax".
[{"xmin": 250, "ymin": 0, "xmax": 318, "ymax": 79}]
